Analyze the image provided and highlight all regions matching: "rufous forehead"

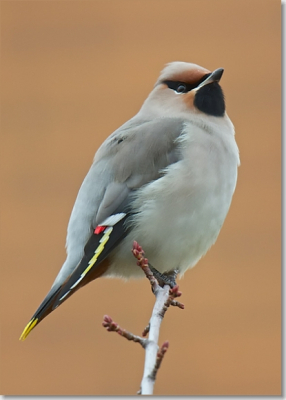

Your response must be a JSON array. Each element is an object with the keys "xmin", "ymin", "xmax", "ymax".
[{"xmin": 167, "ymin": 67, "xmax": 210, "ymax": 84}]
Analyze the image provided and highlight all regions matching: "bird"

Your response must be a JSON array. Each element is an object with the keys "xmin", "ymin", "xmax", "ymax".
[{"xmin": 20, "ymin": 61, "xmax": 240, "ymax": 341}]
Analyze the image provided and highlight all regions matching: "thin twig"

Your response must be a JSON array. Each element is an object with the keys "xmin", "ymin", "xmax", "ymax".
[
  {"xmin": 142, "ymin": 323, "xmax": 150, "ymax": 337},
  {"xmin": 132, "ymin": 241, "xmax": 185, "ymax": 310},
  {"xmin": 132, "ymin": 241, "xmax": 159, "ymax": 291},
  {"xmin": 160, "ymin": 285, "xmax": 185, "ymax": 318},
  {"xmin": 102, "ymin": 315, "xmax": 147, "ymax": 348},
  {"xmin": 170, "ymin": 299, "xmax": 185, "ymax": 309}
]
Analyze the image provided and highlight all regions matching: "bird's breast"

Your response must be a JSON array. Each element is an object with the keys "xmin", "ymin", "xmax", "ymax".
[{"xmin": 105, "ymin": 122, "xmax": 239, "ymax": 279}]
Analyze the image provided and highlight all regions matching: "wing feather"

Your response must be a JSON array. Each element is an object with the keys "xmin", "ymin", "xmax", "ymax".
[{"xmin": 20, "ymin": 117, "xmax": 186, "ymax": 339}]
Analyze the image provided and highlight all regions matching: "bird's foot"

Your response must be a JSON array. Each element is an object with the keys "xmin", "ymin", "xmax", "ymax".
[{"xmin": 148, "ymin": 265, "xmax": 178, "ymax": 288}]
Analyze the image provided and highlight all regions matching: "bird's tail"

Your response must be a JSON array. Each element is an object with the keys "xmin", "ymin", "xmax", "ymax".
[
  {"xmin": 19, "ymin": 286, "xmax": 62, "ymax": 341},
  {"xmin": 19, "ymin": 255, "xmax": 109, "ymax": 341},
  {"xmin": 19, "ymin": 254, "xmax": 110, "ymax": 341},
  {"xmin": 20, "ymin": 214, "xmax": 130, "ymax": 341}
]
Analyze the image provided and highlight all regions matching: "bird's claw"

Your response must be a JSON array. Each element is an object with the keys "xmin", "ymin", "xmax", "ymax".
[{"xmin": 148, "ymin": 265, "xmax": 178, "ymax": 288}]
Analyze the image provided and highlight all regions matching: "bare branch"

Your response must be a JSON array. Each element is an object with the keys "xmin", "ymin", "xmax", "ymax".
[
  {"xmin": 102, "ymin": 241, "xmax": 185, "ymax": 395},
  {"xmin": 102, "ymin": 315, "xmax": 147, "ymax": 348},
  {"xmin": 139, "ymin": 283, "xmax": 170, "ymax": 394},
  {"xmin": 132, "ymin": 241, "xmax": 159, "ymax": 291},
  {"xmin": 149, "ymin": 341, "xmax": 169, "ymax": 381},
  {"xmin": 160, "ymin": 285, "xmax": 185, "ymax": 318}
]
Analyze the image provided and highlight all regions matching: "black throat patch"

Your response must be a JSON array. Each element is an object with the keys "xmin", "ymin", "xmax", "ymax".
[{"xmin": 194, "ymin": 82, "xmax": 225, "ymax": 117}]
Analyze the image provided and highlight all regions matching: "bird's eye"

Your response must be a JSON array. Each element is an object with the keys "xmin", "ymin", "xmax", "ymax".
[{"xmin": 175, "ymin": 84, "xmax": 187, "ymax": 93}]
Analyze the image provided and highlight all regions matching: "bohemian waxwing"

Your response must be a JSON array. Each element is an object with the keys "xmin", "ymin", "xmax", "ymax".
[{"xmin": 20, "ymin": 61, "xmax": 240, "ymax": 340}]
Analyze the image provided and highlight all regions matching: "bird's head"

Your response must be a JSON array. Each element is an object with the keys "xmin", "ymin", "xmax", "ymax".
[{"xmin": 140, "ymin": 62, "xmax": 226, "ymax": 119}]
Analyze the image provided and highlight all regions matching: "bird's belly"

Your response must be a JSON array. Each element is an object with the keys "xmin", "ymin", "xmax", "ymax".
[{"xmin": 105, "ymin": 152, "xmax": 237, "ymax": 279}]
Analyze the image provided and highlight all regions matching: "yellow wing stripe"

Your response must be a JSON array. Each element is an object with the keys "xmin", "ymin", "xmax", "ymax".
[
  {"xmin": 59, "ymin": 227, "xmax": 114, "ymax": 301},
  {"xmin": 19, "ymin": 318, "xmax": 38, "ymax": 341},
  {"xmin": 81, "ymin": 227, "xmax": 113, "ymax": 277}
]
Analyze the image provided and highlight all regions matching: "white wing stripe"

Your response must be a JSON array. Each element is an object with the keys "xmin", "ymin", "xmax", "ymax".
[{"xmin": 99, "ymin": 213, "xmax": 126, "ymax": 227}]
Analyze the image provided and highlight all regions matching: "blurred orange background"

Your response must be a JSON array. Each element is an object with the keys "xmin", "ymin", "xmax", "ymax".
[{"xmin": 1, "ymin": 0, "xmax": 281, "ymax": 396}]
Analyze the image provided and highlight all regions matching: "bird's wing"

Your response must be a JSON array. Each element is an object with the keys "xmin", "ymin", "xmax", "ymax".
[{"xmin": 20, "ymin": 117, "xmax": 185, "ymax": 340}]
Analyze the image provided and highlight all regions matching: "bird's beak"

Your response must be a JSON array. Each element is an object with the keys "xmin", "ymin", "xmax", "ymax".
[{"xmin": 196, "ymin": 68, "xmax": 224, "ymax": 89}]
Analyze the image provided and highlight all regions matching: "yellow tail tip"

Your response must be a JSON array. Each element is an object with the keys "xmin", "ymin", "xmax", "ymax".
[{"xmin": 19, "ymin": 318, "xmax": 38, "ymax": 341}]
